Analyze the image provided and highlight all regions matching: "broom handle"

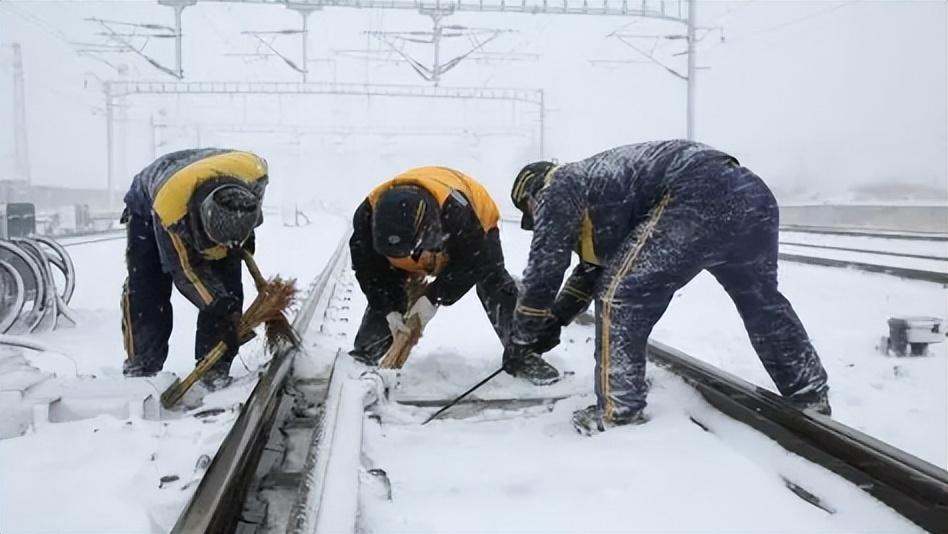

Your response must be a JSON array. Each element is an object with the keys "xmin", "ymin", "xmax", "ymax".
[
  {"xmin": 160, "ymin": 341, "xmax": 229, "ymax": 408},
  {"xmin": 242, "ymin": 250, "xmax": 267, "ymax": 291}
]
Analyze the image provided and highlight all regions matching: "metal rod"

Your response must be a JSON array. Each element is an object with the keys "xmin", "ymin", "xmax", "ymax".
[
  {"xmin": 174, "ymin": 5, "xmax": 185, "ymax": 78},
  {"xmin": 11, "ymin": 43, "xmax": 31, "ymax": 185},
  {"xmin": 301, "ymin": 10, "xmax": 310, "ymax": 82},
  {"xmin": 104, "ymin": 82, "xmax": 114, "ymax": 211},
  {"xmin": 685, "ymin": 0, "xmax": 696, "ymax": 140},
  {"xmin": 422, "ymin": 367, "xmax": 504, "ymax": 424}
]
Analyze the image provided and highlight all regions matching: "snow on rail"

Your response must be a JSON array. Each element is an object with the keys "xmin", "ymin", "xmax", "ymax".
[
  {"xmin": 171, "ymin": 233, "xmax": 351, "ymax": 533},
  {"xmin": 285, "ymin": 253, "xmax": 945, "ymax": 534}
]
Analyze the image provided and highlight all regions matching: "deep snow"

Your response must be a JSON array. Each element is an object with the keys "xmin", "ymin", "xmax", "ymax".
[
  {"xmin": 346, "ymin": 222, "xmax": 943, "ymax": 532},
  {"xmin": 1, "ymin": 214, "xmax": 944, "ymax": 533},
  {"xmin": 0, "ymin": 211, "xmax": 347, "ymax": 533}
]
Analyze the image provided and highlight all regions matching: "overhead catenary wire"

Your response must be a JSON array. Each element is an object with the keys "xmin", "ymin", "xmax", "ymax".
[
  {"xmin": 699, "ymin": 0, "xmax": 861, "ymax": 52},
  {"xmin": 0, "ymin": 2, "xmax": 75, "ymax": 47}
]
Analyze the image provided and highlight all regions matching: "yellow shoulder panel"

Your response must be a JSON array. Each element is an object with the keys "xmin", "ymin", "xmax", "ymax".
[
  {"xmin": 578, "ymin": 211, "xmax": 601, "ymax": 266},
  {"xmin": 154, "ymin": 151, "xmax": 267, "ymax": 227},
  {"xmin": 367, "ymin": 166, "xmax": 500, "ymax": 231}
]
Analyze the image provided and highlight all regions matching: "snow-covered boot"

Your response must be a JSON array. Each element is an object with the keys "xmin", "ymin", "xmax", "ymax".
[
  {"xmin": 200, "ymin": 366, "xmax": 233, "ymax": 391},
  {"xmin": 788, "ymin": 388, "xmax": 832, "ymax": 416},
  {"xmin": 123, "ymin": 359, "xmax": 158, "ymax": 378},
  {"xmin": 505, "ymin": 353, "xmax": 561, "ymax": 386},
  {"xmin": 349, "ymin": 348, "xmax": 382, "ymax": 367},
  {"xmin": 571, "ymin": 405, "xmax": 648, "ymax": 436}
]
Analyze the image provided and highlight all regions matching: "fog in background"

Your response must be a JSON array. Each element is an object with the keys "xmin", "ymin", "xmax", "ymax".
[{"xmin": 0, "ymin": 0, "xmax": 945, "ymax": 213}]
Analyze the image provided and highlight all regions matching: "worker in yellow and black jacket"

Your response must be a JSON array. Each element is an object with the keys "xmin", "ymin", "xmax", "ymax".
[
  {"xmin": 349, "ymin": 166, "xmax": 560, "ymax": 385},
  {"xmin": 121, "ymin": 148, "xmax": 267, "ymax": 388}
]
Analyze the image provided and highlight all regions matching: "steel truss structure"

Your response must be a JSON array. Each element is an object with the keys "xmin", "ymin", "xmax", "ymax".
[
  {"xmin": 160, "ymin": 0, "xmax": 686, "ymax": 20},
  {"xmin": 108, "ymin": 80, "xmax": 543, "ymax": 105},
  {"xmin": 152, "ymin": 1, "xmax": 691, "ymax": 87},
  {"xmin": 101, "ymin": 80, "xmax": 545, "ymax": 202}
]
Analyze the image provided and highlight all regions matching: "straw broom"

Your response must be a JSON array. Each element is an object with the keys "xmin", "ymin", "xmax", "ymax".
[
  {"xmin": 160, "ymin": 253, "xmax": 298, "ymax": 408},
  {"xmin": 378, "ymin": 275, "xmax": 428, "ymax": 369}
]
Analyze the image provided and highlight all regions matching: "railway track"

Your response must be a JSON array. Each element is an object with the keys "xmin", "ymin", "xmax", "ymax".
[
  {"xmin": 171, "ymin": 234, "xmax": 350, "ymax": 534},
  {"xmin": 779, "ymin": 241, "xmax": 948, "ymax": 262},
  {"xmin": 781, "ymin": 225, "xmax": 948, "ymax": 242},
  {"xmin": 167, "ymin": 245, "xmax": 948, "ymax": 534},
  {"xmin": 58, "ymin": 230, "xmax": 126, "ymax": 248},
  {"xmin": 776, "ymin": 230, "xmax": 947, "ymax": 284},
  {"xmin": 777, "ymin": 252, "xmax": 948, "ymax": 284}
]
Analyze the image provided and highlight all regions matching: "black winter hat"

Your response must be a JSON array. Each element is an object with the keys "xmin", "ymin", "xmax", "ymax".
[
  {"xmin": 200, "ymin": 184, "xmax": 261, "ymax": 247},
  {"xmin": 511, "ymin": 161, "xmax": 555, "ymax": 230},
  {"xmin": 372, "ymin": 186, "xmax": 442, "ymax": 258}
]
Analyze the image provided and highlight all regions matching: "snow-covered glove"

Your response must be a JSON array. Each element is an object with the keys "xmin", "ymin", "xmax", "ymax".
[
  {"xmin": 405, "ymin": 296, "xmax": 438, "ymax": 329},
  {"xmin": 385, "ymin": 311, "xmax": 411, "ymax": 337}
]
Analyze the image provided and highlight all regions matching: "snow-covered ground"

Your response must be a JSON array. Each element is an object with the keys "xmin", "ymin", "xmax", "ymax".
[
  {"xmin": 362, "ymin": 370, "xmax": 920, "ymax": 534},
  {"xmin": 502, "ymin": 222, "xmax": 948, "ymax": 467},
  {"xmin": 343, "ymin": 223, "xmax": 944, "ymax": 533},
  {"xmin": 0, "ymin": 211, "xmax": 347, "ymax": 533},
  {"xmin": 2, "ymin": 214, "xmax": 945, "ymax": 533}
]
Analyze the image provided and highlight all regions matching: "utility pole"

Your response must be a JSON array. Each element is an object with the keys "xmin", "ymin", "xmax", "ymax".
[
  {"xmin": 287, "ymin": 5, "xmax": 322, "ymax": 82},
  {"xmin": 12, "ymin": 43, "xmax": 31, "ymax": 184},
  {"xmin": 538, "ymin": 90, "xmax": 545, "ymax": 160},
  {"xmin": 686, "ymin": 0, "xmax": 697, "ymax": 140},
  {"xmin": 172, "ymin": 4, "xmax": 186, "ymax": 78},
  {"xmin": 300, "ymin": 10, "xmax": 310, "ymax": 81},
  {"xmin": 104, "ymin": 81, "xmax": 115, "ymax": 211},
  {"xmin": 431, "ymin": 13, "xmax": 443, "ymax": 86},
  {"xmin": 149, "ymin": 115, "xmax": 158, "ymax": 160},
  {"xmin": 604, "ymin": 0, "xmax": 708, "ymax": 140},
  {"xmin": 158, "ymin": 0, "xmax": 196, "ymax": 78}
]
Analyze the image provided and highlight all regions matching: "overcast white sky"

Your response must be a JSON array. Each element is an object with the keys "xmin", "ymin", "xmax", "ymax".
[{"xmin": 0, "ymin": 0, "xmax": 945, "ymax": 209}]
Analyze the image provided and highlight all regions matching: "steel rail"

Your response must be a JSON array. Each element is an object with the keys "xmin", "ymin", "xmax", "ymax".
[
  {"xmin": 59, "ymin": 233, "xmax": 127, "ymax": 248},
  {"xmin": 169, "ymin": 245, "xmax": 948, "ymax": 534},
  {"xmin": 170, "ymin": 234, "xmax": 350, "ymax": 534},
  {"xmin": 778, "ymin": 253, "xmax": 948, "ymax": 284},
  {"xmin": 646, "ymin": 340, "xmax": 948, "ymax": 534},
  {"xmin": 297, "ymin": 331, "xmax": 948, "ymax": 534},
  {"xmin": 781, "ymin": 225, "xmax": 948, "ymax": 242},
  {"xmin": 779, "ymin": 240, "xmax": 948, "ymax": 262}
]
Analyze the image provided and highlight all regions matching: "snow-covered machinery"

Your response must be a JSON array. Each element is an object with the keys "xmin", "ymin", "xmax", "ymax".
[
  {"xmin": 0, "ymin": 236, "xmax": 76, "ymax": 335},
  {"xmin": 0, "ymin": 202, "xmax": 36, "ymax": 239},
  {"xmin": 881, "ymin": 316, "xmax": 945, "ymax": 357}
]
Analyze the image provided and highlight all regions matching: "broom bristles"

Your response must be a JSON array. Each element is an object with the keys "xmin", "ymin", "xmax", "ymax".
[{"xmin": 239, "ymin": 276, "xmax": 298, "ymax": 352}]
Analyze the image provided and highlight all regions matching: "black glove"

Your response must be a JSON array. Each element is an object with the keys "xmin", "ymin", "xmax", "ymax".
[
  {"xmin": 221, "ymin": 310, "xmax": 242, "ymax": 350},
  {"xmin": 503, "ymin": 337, "xmax": 557, "ymax": 372},
  {"xmin": 207, "ymin": 296, "xmax": 242, "ymax": 349},
  {"xmin": 534, "ymin": 317, "xmax": 562, "ymax": 354}
]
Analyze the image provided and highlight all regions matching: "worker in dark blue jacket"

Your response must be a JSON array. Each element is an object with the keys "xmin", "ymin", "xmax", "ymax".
[
  {"xmin": 121, "ymin": 148, "xmax": 267, "ymax": 387},
  {"xmin": 507, "ymin": 141, "xmax": 831, "ymax": 434}
]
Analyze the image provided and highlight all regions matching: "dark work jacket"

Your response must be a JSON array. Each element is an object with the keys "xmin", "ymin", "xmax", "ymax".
[
  {"xmin": 350, "ymin": 194, "xmax": 506, "ymax": 314},
  {"xmin": 123, "ymin": 148, "xmax": 267, "ymax": 311},
  {"xmin": 515, "ymin": 140, "xmax": 737, "ymax": 336}
]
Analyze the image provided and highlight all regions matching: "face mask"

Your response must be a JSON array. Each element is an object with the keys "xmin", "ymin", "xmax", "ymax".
[{"xmin": 520, "ymin": 196, "xmax": 538, "ymax": 231}]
